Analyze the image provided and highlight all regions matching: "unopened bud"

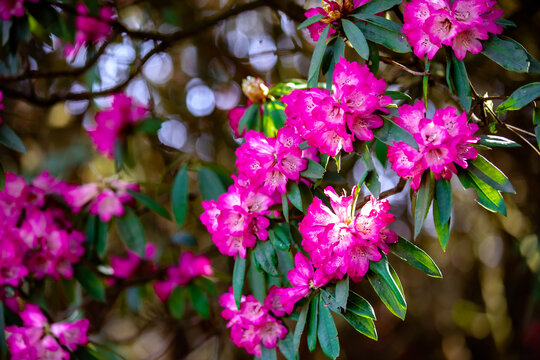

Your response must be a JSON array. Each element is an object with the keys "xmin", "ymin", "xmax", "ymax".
[
  {"xmin": 323, "ymin": 0, "xmax": 343, "ymax": 20},
  {"xmin": 242, "ymin": 76, "xmax": 269, "ymax": 103}
]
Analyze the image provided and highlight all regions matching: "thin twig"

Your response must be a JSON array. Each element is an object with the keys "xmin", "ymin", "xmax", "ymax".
[{"xmin": 379, "ymin": 56, "xmax": 429, "ymax": 76}]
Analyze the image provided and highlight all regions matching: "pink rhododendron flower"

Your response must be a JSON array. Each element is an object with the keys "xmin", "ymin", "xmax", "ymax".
[
  {"xmin": 153, "ymin": 251, "xmax": 213, "ymax": 301},
  {"xmin": 50, "ymin": 319, "xmax": 90, "ymax": 351},
  {"xmin": 220, "ymin": 287, "xmax": 287, "ymax": 357},
  {"xmin": 387, "ymin": 101, "xmax": 480, "ymax": 190},
  {"xmin": 402, "ymin": 0, "xmax": 503, "ymax": 60},
  {"xmin": 0, "ymin": 0, "xmax": 38, "ymax": 21},
  {"xmin": 65, "ymin": 3, "xmax": 115, "ymax": 58},
  {"xmin": 298, "ymin": 186, "xmax": 397, "ymax": 281},
  {"xmin": 111, "ymin": 242, "xmax": 157, "ymax": 279},
  {"xmin": 200, "ymin": 181, "xmax": 273, "ymax": 259},
  {"xmin": 282, "ymin": 57, "xmax": 390, "ymax": 156},
  {"xmin": 86, "ymin": 94, "xmax": 147, "ymax": 158}
]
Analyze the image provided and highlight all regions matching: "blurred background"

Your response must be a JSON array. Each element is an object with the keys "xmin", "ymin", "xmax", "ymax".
[{"xmin": 1, "ymin": 0, "xmax": 539, "ymax": 359}]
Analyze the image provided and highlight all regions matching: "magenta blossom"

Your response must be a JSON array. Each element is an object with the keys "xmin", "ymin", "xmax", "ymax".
[
  {"xmin": 0, "ymin": 0, "xmax": 38, "ymax": 21},
  {"xmin": 110, "ymin": 242, "xmax": 157, "ymax": 279},
  {"xmin": 282, "ymin": 57, "xmax": 390, "ymax": 156},
  {"xmin": 86, "ymin": 94, "xmax": 147, "ymax": 158},
  {"xmin": 402, "ymin": 0, "xmax": 503, "ymax": 60},
  {"xmin": 387, "ymin": 101, "xmax": 480, "ymax": 190},
  {"xmin": 65, "ymin": 2, "xmax": 115, "ymax": 58},
  {"xmin": 220, "ymin": 287, "xmax": 288, "ymax": 357},
  {"xmin": 298, "ymin": 186, "xmax": 397, "ymax": 281}
]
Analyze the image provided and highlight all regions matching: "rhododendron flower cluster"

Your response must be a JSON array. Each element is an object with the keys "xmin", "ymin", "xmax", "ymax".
[
  {"xmin": 153, "ymin": 251, "xmax": 213, "ymax": 301},
  {"xmin": 235, "ymin": 128, "xmax": 317, "ymax": 195},
  {"xmin": 402, "ymin": 0, "xmax": 503, "ymax": 60},
  {"xmin": 299, "ymin": 186, "xmax": 397, "ymax": 281},
  {"xmin": 387, "ymin": 101, "xmax": 480, "ymax": 190},
  {"xmin": 6, "ymin": 304, "xmax": 89, "ymax": 359},
  {"xmin": 110, "ymin": 242, "xmax": 157, "ymax": 279},
  {"xmin": 200, "ymin": 181, "xmax": 273, "ymax": 259},
  {"xmin": 304, "ymin": 0, "xmax": 369, "ymax": 41},
  {"xmin": 65, "ymin": 179, "xmax": 139, "ymax": 222},
  {"xmin": 65, "ymin": 3, "xmax": 115, "ymax": 57},
  {"xmin": 228, "ymin": 77, "xmax": 269, "ymax": 138},
  {"xmin": 220, "ymin": 288, "xmax": 287, "ymax": 357},
  {"xmin": 86, "ymin": 94, "xmax": 147, "ymax": 158},
  {"xmin": 282, "ymin": 57, "xmax": 391, "ymax": 156},
  {"xmin": 0, "ymin": 0, "xmax": 38, "ymax": 21},
  {"xmin": 0, "ymin": 172, "xmax": 85, "ymax": 286}
]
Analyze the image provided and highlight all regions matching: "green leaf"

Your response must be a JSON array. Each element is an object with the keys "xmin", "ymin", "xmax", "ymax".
[
  {"xmin": 457, "ymin": 169, "xmax": 507, "ymax": 215},
  {"xmin": 253, "ymin": 240, "xmax": 279, "ymax": 276},
  {"xmin": 168, "ymin": 287, "xmax": 186, "ymax": 319},
  {"xmin": 317, "ymin": 297, "xmax": 340, "ymax": 359},
  {"xmin": 198, "ymin": 167, "xmax": 226, "ymax": 201},
  {"xmin": 413, "ymin": 172, "xmax": 434, "ymax": 239},
  {"xmin": 347, "ymin": 291, "xmax": 376, "ymax": 319},
  {"xmin": 269, "ymin": 226, "xmax": 291, "ymax": 251},
  {"xmin": 265, "ymin": 101, "xmax": 287, "ymax": 134},
  {"xmin": 423, "ymin": 57, "xmax": 431, "ymax": 109},
  {"xmin": 435, "ymin": 179, "xmax": 452, "ymax": 225},
  {"xmin": 238, "ymin": 104, "xmax": 260, "ymax": 133},
  {"xmin": 233, "ymin": 256, "xmax": 246, "ymax": 309},
  {"xmin": 342, "ymin": 19, "xmax": 369, "ymax": 60},
  {"xmin": 261, "ymin": 346, "xmax": 277, "ymax": 360},
  {"xmin": 360, "ymin": 143, "xmax": 381, "ymax": 197},
  {"xmin": 134, "ymin": 117, "xmax": 163, "ymax": 133},
  {"xmin": 286, "ymin": 181, "xmax": 311, "ymax": 213},
  {"xmin": 25, "ymin": 3, "xmax": 71, "ymax": 41},
  {"xmin": 340, "ymin": 311, "xmax": 378, "ymax": 340},
  {"xmin": 74, "ymin": 264, "xmax": 106, "ymax": 302},
  {"xmin": 326, "ymin": 36, "xmax": 346, "ymax": 91},
  {"xmin": 293, "ymin": 301, "xmax": 309, "ymax": 352},
  {"xmin": 0, "ymin": 163, "xmax": 4, "ymax": 191},
  {"xmin": 353, "ymin": 17, "xmax": 411, "ymax": 54},
  {"xmin": 307, "ymin": 25, "xmax": 330, "ymax": 88},
  {"xmin": 478, "ymin": 135, "xmax": 520, "ymax": 148},
  {"xmin": 390, "ymin": 237, "xmax": 442, "ymax": 278},
  {"xmin": 468, "ymin": 155, "xmax": 515, "ymax": 194},
  {"xmin": 495, "ymin": 18, "xmax": 516, "ymax": 29},
  {"xmin": 171, "ymin": 165, "xmax": 189, "ymax": 225},
  {"xmin": 94, "ymin": 218, "xmax": 108, "ymax": 259},
  {"xmin": 128, "ymin": 190, "xmax": 171, "ymax": 220},
  {"xmin": 449, "ymin": 53, "xmax": 472, "ymax": 112},
  {"xmin": 278, "ymin": 332, "xmax": 296, "ymax": 360},
  {"xmin": 481, "ymin": 36, "xmax": 533, "ymax": 73},
  {"xmin": 385, "ymin": 91, "xmax": 411, "ymax": 101},
  {"xmin": 0, "ymin": 302, "xmax": 6, "ymax": 357},
  {"xmin": 0, "ymin": 123, "xmax": 27, "ymax": 153},
  {"xmin": 301, "ymin": 159, "xmax": 326, "ymax": 179},
  {"xmin": 248, "ymin": 252, "xmax": 266, "ymax": 302},
  {"xmin": 307, "ymin": 295, "xmax": 319, "ymax": 352},
  {"xmin": 535, "ymin": 108, "xmax": 540, "ymax": 149},
  {"xmin": 368, "ymin": 255, "xmax": 407, "ymax": 319},
  {"xmin": 297, "ymin": 14, "xmax": 325, "ymax": 30},
  {"xmin": 188, "ymin": 284, "xmax": 210, "ymax": 318},
  {"xmin": 335, "ymin": 277, "xmax": 349, "ymax": 310},
  {"xmin": 367, "ymin": 40, "xmax": 380, "ymax": 75},
  {"xmin": 171, "ymin": 231, "xmax": 197, "ymax": 246},
  {"xmin": 433, "ymin": 198, "xmax": 450, "ymax": 251},
  {"xmin": 281, "ymin": 193, "xmax": 289, "ymax": 222},
  {"xmin": 374, "ymin": 116, "xmax": 418, "ymax": 150},
  {"xmin": 352, "ymin": 0, "xmax": 402, "ymax": 14},
  {"xmin": 116, "ymin": 207, "xmax": 146, "ymax": 257},
  {"xmin": 497, "ymin": 82, "xmax": 540, "ymax": 114}
]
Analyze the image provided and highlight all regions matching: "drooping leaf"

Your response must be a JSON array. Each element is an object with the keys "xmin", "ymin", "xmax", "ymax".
[
  {"xmin": 134, "ymin": 116, "xmax": 163, "ymax": 133},
  {"xmin": 238, "ymin": 104, "xmax": 260, "ymax": 133},
  {"xmin": 188, "ymin": 284, "xmax": 210, "ymax": 318},
  {"xmin": 374, "ymin": 116, "xmax": 418, "ymax": 150},
  {"xmin": 385, "ymin": 91, "xmax": 412, "ymax": 101},
  {"xmin": 457, "ymin": 169, "xmax": 507, "ymax": 215},
  {"xmin": 433, "ymin": 198, "xmax": 450, "ymax": 251},
  {"xmin": 413, "ymin": 172, "xmax": 434, "ymax": 239},
  {"xmin": 297, "ymin": 14, "xmax": 325, "ymax": 30},
  {"xmin": 116, "ymin": 207, "xmax": 146, "ymax": 257},
  {"xmin": 307, "ymin": 295, "xmax": 319, "ymax": 352},
  {"xmin": 467, "ymin": 155, "xmax": 515, "ymax": 194},
  {"xmin": 269, "ymin": 225, "xmax": 291, "ymax": 251},
  {"xmin": 318, "ymin": 296, "xmax": 340, "ymax": 359},
  {"xmin": 171, "ymin": 165, "xmax": 189, "ymax": 225},
  {"xmin": 293, "ymin": 300, "xmax": 309, "ymax": 353},
  {"xmin": 168, "ymin": 287, "xmax": 186, "ymax": 319},
  {"xmin": 128, "ymin": 190, "xmax": 171, "ymax": 220},
  {"xmin": 307, "ymin": 25, "xmax": 330, "ymax": 88},
  {"xmin": 478, "ymin": 135, "xmax": 520, "ymax": 148},
  {"xmin": 233, "ymin": 256, "xmax": 246, "ymax": 308},
  {"xmin": 301, "ymin": 159, "xmax": 326, "ymax": 179},
  {"xmin": 390, "ymin": 237, "xmax": 442, "ymax": 278},
  {"xmin": 248, "ymin": 252, "xmax": 266, "ymax": 302},
  {"xmin": 266, "ymin": 101, "xmax": 287, "ymax": 132},
  {"xmin": 278, "ymin": 331, "xmax": 297, "ymax": 360},
  {"xmin": 281, "ymin": 193, "xmax": 290, "ymax": 222},
  {"xmin": 253, "ymin": 240, "xmax": 279, "ymax": 276},
  {"xmin": 435, "ymin": 179, "xmax": 452, "ymax": 225},
  {"xmin": 0, "ymin": 123, "xmax": 27, "ymax": 153},
  {"xmin": 261, "ymin": 346, "xmax": 277, "ymax": 360},
  {"xmin": 449, "ymin": 53, "xmax": 472, "ymax": 112},
  {"xmin": 347, "ymin": 291, "xmax": 376, "ymax": 320},
  {"xmin": 353, "ymin": 16, "xmax": 411, "ymax": 53},
  {"xmin": 74, "ymin": 264, "xmax": 106, "ymax": 302},
  {"xmin": 497, "ymin": 82, "xmax": 540, "ymax": 114},
  {"xmin": 340, "ymin": 310, "xmax": 378, "ymax": 340},
  {"xmin": 335, "ymin": 277, "xmax": 349, "ymax": 310},
  {"xmin": 534, "ymin": 108, "xmax": 540, "ymax": 149},
  {"xmin": 95, "ymin": 218, "xmax": 108, "ymax": 259},
  {"xmin": 342, "ymin": 19, "xmax": 369, "ymax": 60},
  {"xmin": 368, "ymin": 255, "xmax": 407, "ymax": 319},
  {"xmin": 198, "ymin": 167, "xmax": 226, "ymax": 201},
  {"xmin": 481, "ymin": 36, "xmax": 534, "ymax": 73},
  {"xmin": 326, "ymin": 36, "xmax": 346, "ymax": 91}
]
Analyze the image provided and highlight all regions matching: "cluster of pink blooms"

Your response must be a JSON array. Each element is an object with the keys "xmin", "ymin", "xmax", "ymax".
[
  {"xmin": 86, "ymin": 94, "xmax": 147, "ymax": 158},
  {"xmin": 153, "ymin": 251, "xmax": 213, "ymax": 301},
  {"xmin": 298, "ymin": 186, "xmax": 397, "ymax": 282},
  {"xmin": 304, "ymin": 0, "xmax": 369, "ymax": 41},
  {"xmin": 235, "ymin": 128, "xmax": 317, "ymax": 195},
  {"xmin": 65, "ymin": 178, "xmax": 139, "ymax": 222},
  {"xmin": 282, "ymin": 57, "xmax": 391, "ymax": 156},
  {"xmin": 387, "ymin": 101, "xmax": 480, "ymax": 190},
  {"xmin": 0, "ymin": 172, "xmax": 86, "ymax": 287},
  {"xmin": 0, "ymin": 0, "xmax": 37, "ymax": 21},
  {"xmin": 65, "ymin": 3, "xmax": 115, "ymax": 58},
  {"xmin": 220, "ymin": 287, "xmax": 287, "ymax": 357},
  {"xmin": 200, "ymin": 180, "xmax": 274, "ymax": 259},
  {"xmin": 402, "ymin": 0, "xmax": 503, "ymax": 60},
  {"xmin": 6, "ymin": 304, "xmax": 89, "ymax": 359},
  {"xmin": 110, "ymin": 242, "xmax": 157, "ymax": 279}
]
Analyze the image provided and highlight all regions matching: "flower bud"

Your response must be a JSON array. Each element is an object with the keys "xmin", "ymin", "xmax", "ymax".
[{"xmin": 241, "ymin": 76, "xmax": 269, "ymax": 103}]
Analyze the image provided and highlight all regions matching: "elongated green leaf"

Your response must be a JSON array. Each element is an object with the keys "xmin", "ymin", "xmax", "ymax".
[
  {"xmin": 308, "ymin": 25, "xmax": 330, "ymax": 88},
  {"xmin": 481, "ymin": 36, "xmax": 532, "ymax": 73},
  {"xmin": 281, "ymin": 193, "xmax": 289, "ymax": 223},
  {"xmin": 478, "ymin": 135, "xmax": 520, "ymax": 148},
  {"xmin": 347, "ymin": 291, "xmax": 376, "ymax": 319},
  {"xmin": 0, "ymin": 163, "xmax": 4, "ymax": 190},
  {"xmin": 413, "ymin": 172, "xmax": 434, "ymax": 239},
  {"xmin": 238, "ymin": 104, "xmax": 260, "ymax": 133},
  {"xmin": 423, "ymin": 58, "xmax": 430, "ymax": 109},
  {"xmin": 188, "ymin": 284, "xmax": 210, "ymax": 318},
  {"xmin": 95, "ymin": 218, "xmax": 108, "ymax": 259},
  {"xmin": 375, "ymin": 116, "xmax": 418, "ymax": 150},
  {"xmin": 342, "ymin": 19, "xmax": 369, "ymax": 60},
  {"xmin": 307, "ymin": 295, "xmax": 319, "ymax": 352},
  {"xmin": 266, "ymin": 101, "xmax": 287, "ymax": 131},
  {"xmin": 116, "ymin": 207, "xmax": 146, "ymax": 257},
  {"xmin": 135, "ymin": 116, "xmax": 163, "ymax": 133},
  {"xmin": 360, "ymin": 143, "xmax": 381, "ymax": 197},
  {"xmin": 198, "ymin": 167, "xmax": 225, "ymax": 201},
  {"xmin": 385, "ymin": 91, "xmax": 412, "ymax": 101},
  {"xmin": 468, "ymin": 155, "xmax": 515, "ymax": 194},
  {"xmin": 286, "ymin": 181, "xmax": 302, "ymax": 212},
  {"xmin": 297, "ymin": 14, "xmax": 325, "ymax": 30},
  {"xmin": 433, "ymin": 198, "xmax": 450, "ymax": 251},
  {"xmin": 335, "ymin": 277, "xmax": 349, "ymax": 310},
  {"xmin": 278, "ymin": 332, "xmax": 296, "ymax": 360},
  {"xmin": 261, "ymin": 346, "xmax": 277, "ymax": 360},
  {"xmin": 0, "ymin": 124, "xmax": 27, "ymax": 153},
  {"xmin": 390, "ymin": 237, "xmax": 442, "ymax": 277},
  {"xmin": 326, "ymin": 36, "xmax": 346, "ymax": 91},
  {"xmin": 171, "ymin": 165, "xmax": 189, "ymax": 225},
  {"xmin": 233, "ymin": 256, "xmax": 246, "ymax": 308},
  {"xmin": 353, "ymin": 17, "xmax": 411, "ymax": 54},
  {"xmin": 534, "ymin": 108, "xmax": 540, "ymax": 149},
  {"xmin": 168, "ymin": 287, "xmax": 186, "ymax": 319},
  {"xmin": 435, "ymin": 179, "xmax": 452, "ymax": 225},
  {"xmin": 293, "ymin": 301, "xmax": 309, "ymax": 352},
  {"xmin": 74, "ymin": 264, "xmax": 106, "ymax": 302},
  {"xmin": 457, "ymin": 169, "xmax": 506, "ymax": 215},
  {"xmin": 450, "ymin": 53, "xmax": 472, "ymax": 112},
  {"xmin": 248, "ymin": 252, "xmax": 266, "ymax": 302},
  {"xmin": 269, "ymin": 226, "xmax": 291, "ymax": 251},
  {"xmin": 318, "ymin": 297, "xmax": 340, "ymax": 359},
  {"xmin": 353, "ymin": 0, "xmax": 402, "ymax": 14},
  {"xmin": 341, "ymin": 310, "xmax": 378, "ymax": 340},
  {"xmin": 128, "ymin": 190, "xmax": 171, "ymax": 220},
  {"xmin": 497, "ymin": 82, "xmax": 540, "ymax": 114},
  {"xmin": 368, "ymin": 256, "xmax": 407, "ymax": 319},
  {"xmin": 301, "ymin": 159, "xmax": 326, "ymax": 179},
  {"xmin": 0, "ymin": 301, "xmax": 6, "ymax": 358},
  {"xmin": 254, "ymin": 240, "xmax": 279, "ymax": 276}
]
